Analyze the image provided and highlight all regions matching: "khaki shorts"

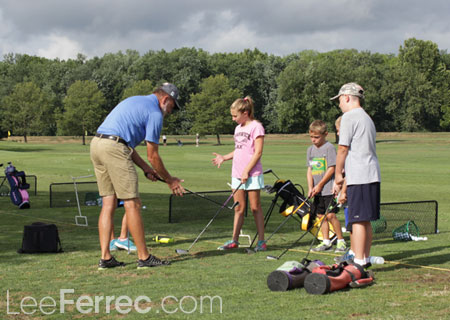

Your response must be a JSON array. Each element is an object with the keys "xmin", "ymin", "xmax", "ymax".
[{"xmin": 90, "ymin": 136, "xmax": 139, "ymax": 199}]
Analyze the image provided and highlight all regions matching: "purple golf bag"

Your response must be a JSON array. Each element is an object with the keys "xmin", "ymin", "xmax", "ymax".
[{"xmin": 4, "ymin": 162, "xmax": 30, "ymax": 209}]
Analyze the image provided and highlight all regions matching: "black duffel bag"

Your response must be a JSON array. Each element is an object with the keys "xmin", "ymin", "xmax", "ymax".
[{"xmin": 18, "ymin": 222, "xmax": 63, "ymax": 253}]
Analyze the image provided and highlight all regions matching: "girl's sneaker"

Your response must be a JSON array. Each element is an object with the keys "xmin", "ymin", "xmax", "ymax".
[
  {"xmin": 109, "ymin": 239, "xmax": 118, "ymax": 251},
  {"xmin": 255, "ymin": 240, "xmax": 267, "ymax": 252},
  {"xmin": 115, "ymin": 238, "xmax": 137, "ymax": 252},
  {"xmin": 217, "ymin": 240, "xmax": 239, "ymax": 250}
]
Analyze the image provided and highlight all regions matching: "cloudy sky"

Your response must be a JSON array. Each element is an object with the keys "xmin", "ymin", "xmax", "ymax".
[{"xmin": 1, "ymin": 0, "xmax": 449, "ymax": 60}]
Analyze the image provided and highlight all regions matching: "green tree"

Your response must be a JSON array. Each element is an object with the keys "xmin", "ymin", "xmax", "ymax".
[
  {"xmin": 121, "ymin": 80, "xmax": 155, "ymax": 100},
  {"xmin": 58, "ymin": 80, "xmax": 106, "ymax": 145},
  {"xmin": 187, "ymin": 75, "xmax": 241, "ymax": 144},
  {"xmin": 1, "ymin": 82, "xmax": 52, "ymax": 142}
]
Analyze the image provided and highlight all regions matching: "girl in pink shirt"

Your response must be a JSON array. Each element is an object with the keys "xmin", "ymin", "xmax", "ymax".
[{"xmin": 212, "ymin": 96, "xmax": 266, "ymax": 251}]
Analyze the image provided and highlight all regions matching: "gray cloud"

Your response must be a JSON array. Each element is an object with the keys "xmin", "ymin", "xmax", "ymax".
[{"xmin": 1, "ymin": 0, "xmax": 449, "ymax": 60}]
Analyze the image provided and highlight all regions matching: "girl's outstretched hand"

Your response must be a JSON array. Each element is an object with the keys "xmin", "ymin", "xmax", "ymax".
[{"xmin": 212, "ymin": 152, "xmax": 224, "ymax": 168}]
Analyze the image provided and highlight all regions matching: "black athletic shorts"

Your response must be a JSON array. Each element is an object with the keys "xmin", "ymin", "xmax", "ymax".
[
  {"xmin": 311, "ymin": 195, "xmax": 337, "ymax": 216},
  {"xmin": 346, "ymin": 182, "xmax": 380, "ymax": 231}
]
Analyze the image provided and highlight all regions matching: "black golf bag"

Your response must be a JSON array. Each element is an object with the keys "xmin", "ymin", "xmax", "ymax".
[
  {"xmin": 4, "ymin": 162, "xmax": 30, "ymax": 209},
  {"xmin": 269, "ymin": 179, "xmax": 336, "ymax": 241}
]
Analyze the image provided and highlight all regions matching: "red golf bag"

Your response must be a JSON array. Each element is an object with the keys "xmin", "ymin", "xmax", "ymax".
[
  {"xmin": 304, "ymin": 262, "xmax": 374, "ymax": 294},
  {"xmin": 4, "ymin": 162, "xmax": 30, "ymax": 209}
]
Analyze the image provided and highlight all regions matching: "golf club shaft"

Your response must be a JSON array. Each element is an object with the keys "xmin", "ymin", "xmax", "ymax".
[
  {"xmin": 155, "ymin": 175, "xmax": 236, "ymax": 209},
  {"xmin": 185, "ymin": 182, "xmax": 243, "ymax": 252},
  {"xmin": 303, "ymin": 197, "xmax": 340, "ymax": 261}
]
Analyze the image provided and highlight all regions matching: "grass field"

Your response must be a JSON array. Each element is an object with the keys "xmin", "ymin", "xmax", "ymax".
[{"xmin": 1, "ymin": 133, "xmax": 450, "ymax": 319}]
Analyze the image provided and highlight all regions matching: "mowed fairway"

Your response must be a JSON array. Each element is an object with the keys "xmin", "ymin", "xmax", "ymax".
[{"xmin": 1, "ymin": 133, "xmax": 450, "ymax": 319}]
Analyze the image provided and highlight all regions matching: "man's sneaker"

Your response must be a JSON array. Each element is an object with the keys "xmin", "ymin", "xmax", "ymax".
[
  {"xmin": 217, "ymin": 240, "xmax": 239, "ymax": 250},
  {"xmin": 137, "ymin": 255, "xmax": 171, "ymax": 269},
  {"xmin": 334, "ymin": 249, "xmax": 355, "ymax": 263},
  {"xmin": 311, "ymin": 242, "xmax": 332, "ymax": 252},
  {"xmin": 115, "ymin": 238, "xmax": 137, "ymax": 252},
  {"xmin": 255, "ymin": 240, "xmax": 267, "ymax": 252},
  {"xmin": 109, "ymin": 239, "xmax": 118, "ymax": 251},
  {"xmin": 98, "ymin": 257, "xmax": 125, "ymax": 270},
  {"xmin": 335, "ymin": 241, "xmax": 347, "ymax": 253}
]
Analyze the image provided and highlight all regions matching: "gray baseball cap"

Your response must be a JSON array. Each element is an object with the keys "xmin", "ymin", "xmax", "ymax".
[
  {"xmin": 330, "ymin": 82, "xmax": 365, "ymax": 100},
  {"xmin": 160, "ymin": 82, "xmax": 181, "ymax": 109}
]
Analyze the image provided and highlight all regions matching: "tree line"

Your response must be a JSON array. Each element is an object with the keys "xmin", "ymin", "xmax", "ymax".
[{"xmin": 1, "ymin": 38, "xmax": 449, "ymax": 143}]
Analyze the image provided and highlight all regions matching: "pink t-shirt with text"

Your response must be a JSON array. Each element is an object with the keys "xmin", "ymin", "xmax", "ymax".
[{"xmin": 232, "ymin": 120, "xmax": 265, "ymax": 178}]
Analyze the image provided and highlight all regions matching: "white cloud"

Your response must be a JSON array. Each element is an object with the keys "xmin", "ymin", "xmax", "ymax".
[{"xmin": 36, "ymin": 34, "xmax": 83, "ymax": 60}]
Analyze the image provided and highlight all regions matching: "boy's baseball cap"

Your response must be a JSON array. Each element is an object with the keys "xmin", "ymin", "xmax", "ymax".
[
  {"xmin": 330, "ymin": 82, "xmax": 365, "ymax": 100},
  {"xmin": 160, "ymin": 83, "xmax": 181, "ymax": 109}
]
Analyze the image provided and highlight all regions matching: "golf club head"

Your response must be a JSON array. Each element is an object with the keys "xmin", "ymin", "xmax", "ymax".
[
  {"xmin": 263, "ymin": 185, "xmax": 275, "ymax": 194},
  {"xmin": 266, "ymin": 255, "xmax": 279, "ymax": 260},
  {"xmin": 229, "ymin": 201, "xmax": 239, "ymax": 210},
  {"xmin": 263, "ymin": 169, "xmax": 273, "ymax": 175},
  {"xmin": 175, "ymin": 249, "xmax": 189, "ymax": 255},
  {"xmin": 245, "ymin": 248, "xmax": 256, "ymax": 255}
]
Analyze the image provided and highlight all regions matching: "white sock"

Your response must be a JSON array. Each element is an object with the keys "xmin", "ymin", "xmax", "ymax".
[
  {"xmin": 348, "ymin": 249, "xmax": 355, "ymax": 256},
  {"xmin": 322, "ymin": 239, "xmax": 331, "ymax": 245},
  {"xmin": 337, "ymin": 239, "xmax": 345, "ymax": 243},
  {"xmin": 354, "ymin": 258, "xmax": 365, "ymax": 266}
]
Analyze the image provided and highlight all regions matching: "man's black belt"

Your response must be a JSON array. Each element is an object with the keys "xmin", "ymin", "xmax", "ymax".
[{"xmin": 95, "ymin": 133, "xmax": 128, "ymax": 146}]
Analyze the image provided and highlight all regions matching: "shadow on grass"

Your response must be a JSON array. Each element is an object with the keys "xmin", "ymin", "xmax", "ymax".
[
  {"xmin": 375, "ymin": 139, "xmax": 406, "ymax": 144},
  {"xmin": 0, "ymin": 146, "xmax": 52, "ymax": 153}
]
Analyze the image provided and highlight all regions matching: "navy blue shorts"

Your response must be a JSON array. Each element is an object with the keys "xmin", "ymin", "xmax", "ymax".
[{"xmin": 346, "ymin": 182, "xmax": 380, "ymax": 231}]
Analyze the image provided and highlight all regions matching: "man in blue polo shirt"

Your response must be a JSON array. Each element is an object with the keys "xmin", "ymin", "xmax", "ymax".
[{"xmin": 91, "ymin": 83, "xmax": 185, "ymax": 270}]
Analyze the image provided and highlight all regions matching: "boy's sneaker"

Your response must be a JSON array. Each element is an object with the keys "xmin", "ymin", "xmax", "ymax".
[
  {"xmin": 255, "ymin": 240, "xmax": 267, "ymax": 252},
  {"xmin": 137, "ymin": 255, "xmax": 171, "ymax": 269},
  {"xmin": 98, "ymin": 256, "xmax": 125, "ymax": 270},
  {"xmin": 312, "ymin": 242, "xmax": 332, "ymax": 252},
  {"xmin": 334, "ymin": 249, "xmax": 355, "ymax": 263},
  {"xmin": 109, "ymin": 239, "xmax": 118, "ymax": 251},
  {"xmin": 115, "ymin": 238, "xmax": 137, "ymax": 252},
  {"xmin": 217, "ymin": 240, "xmax": 239, "ymax": 250},
  {"xmin": 335, "ymin": 241, "xmax": 347, "ymax": 253}
]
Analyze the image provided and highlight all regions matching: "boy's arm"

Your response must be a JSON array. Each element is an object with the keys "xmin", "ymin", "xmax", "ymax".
[{"xmin": 333, "ymin": 145, "xmax": 349, "ymax": 194}]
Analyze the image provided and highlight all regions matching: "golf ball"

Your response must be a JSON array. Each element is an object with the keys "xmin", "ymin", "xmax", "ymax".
[{"xmin": 142, "ymin": 206, "xmax": 146, "ymax": 209}]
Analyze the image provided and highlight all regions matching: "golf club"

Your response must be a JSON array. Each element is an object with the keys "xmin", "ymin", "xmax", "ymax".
[
  {"xmin": 175, "ymin": 182, "xmax": 243, "ymax": 255},
  {"xmin": 153, "ymin": 175, "xmax": 238, "ymax": 210},
  {"xmin": 266, "ymin": 197, "xmax": 339, "ymax": 260},
  {"xmin": 263, "ymin": 168, "xmax": 279, "ymax": 180}
]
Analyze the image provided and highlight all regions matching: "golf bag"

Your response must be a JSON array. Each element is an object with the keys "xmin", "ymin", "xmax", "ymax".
[
  {"xmin": 267, "ymin": 259, "xmax": 325, "ymax": 291},
  {"xmin": 304, "ymin": 261, "xmax": 374, "ymax": 294},
  {"xmin": 269, "ymin": 179, "xmax": 336, "ymax": 241},
  {"xmin": 4, "ymin": 162, "xmax": 30, "ymax": 209},
  {"xmin": 18, "ymin": 222, "xmax": 63, "ymax": 253}
]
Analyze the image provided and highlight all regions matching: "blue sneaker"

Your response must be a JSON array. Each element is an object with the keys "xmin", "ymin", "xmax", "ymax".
[
  {"xmin": 334, "ymin": 249, "xmax": 354, "ymax": 263},
  {"xmin": 109, "ymin": 239, "xmax": 118, "ymax": 251},
  {"xmin": 115, "ymin": 238, "xmax": 137, "ymax": 252}
]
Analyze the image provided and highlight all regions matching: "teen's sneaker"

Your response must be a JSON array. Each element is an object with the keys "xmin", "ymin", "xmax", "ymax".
[
  {"xmin": 217, "ymin": 240, "xmax": 239, "ymax": 250},
  {"xmin": 334, "ymin": 249, "xmax": 355, "ymax": 263},
  {"xmin": 115, "ymin": 238, "xmax": 137, "ymax": 252},
  {"xmin": 255, "ymin": 240, "xmax": 267, "ymax": 252},
  {"xmin": 335, "ymin": 241, "xmax": 347, "ymax": 253},
  {"xmin": 312, "ymin": 242, "xmax": 332, "ymax": 252},
  {"xmin": 98, "ymin": 257, "xmax": 125, "ymax": 270},
  {"xmin": 137, "ymin": 255, "xmax": 171, "ymax": 269},
  {"xmin": 109, "ymin": 239, "xmax": 118, "ymax": 251}
]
